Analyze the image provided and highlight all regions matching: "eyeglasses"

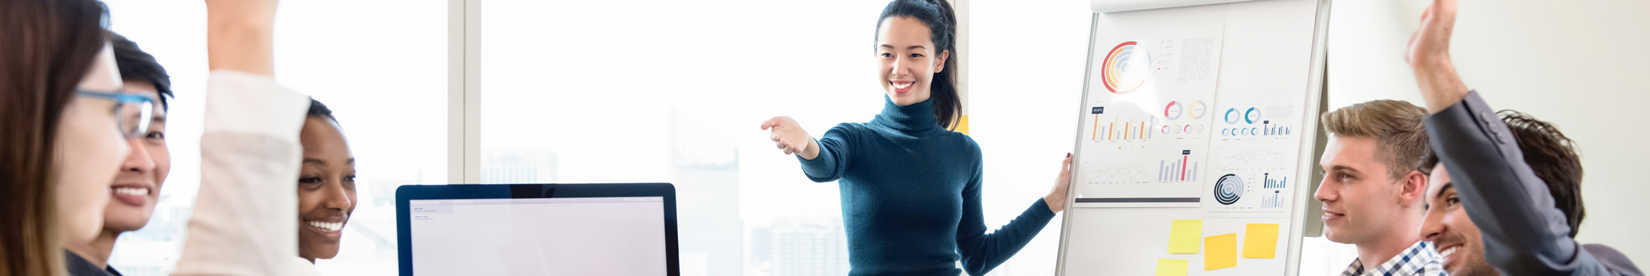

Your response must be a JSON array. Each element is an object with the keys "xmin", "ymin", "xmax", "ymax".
[{"xmin": 76, "ymin": 90, "xmax": 157, "ymax": 139}]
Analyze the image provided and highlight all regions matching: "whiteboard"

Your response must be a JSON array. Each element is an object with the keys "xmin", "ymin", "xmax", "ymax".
[{"xmin": 1055, "ymin": 0, "xmax": 1329, "ymax": 275}]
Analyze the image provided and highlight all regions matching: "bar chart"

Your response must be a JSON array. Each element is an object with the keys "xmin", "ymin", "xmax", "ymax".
[
  {"xmin": 1263, "ymin": 173, "xmax": 1287, "ymax": 189},
  {"xmin": 1089, "ymin": 107, "xmax": 1155, "ymax": 141},
  {"xmin": 1261, "ymin": 190, "xmax": 1283, "ymax": 208},
  {"xmin": 1157, "ymin": 150, "xmax": 1199, "ymax": 183}
]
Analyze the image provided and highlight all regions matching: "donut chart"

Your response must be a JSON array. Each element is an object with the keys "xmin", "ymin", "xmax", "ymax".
[
  {"xmin": 1164, "ymin": 101, "xmax": 1183, "ymax": 120},
  {"xmin": 1224, "ymin": 108, "xmax": 1241, "ymax": 125},
  {"xmin": 1244, "ymin": 107, "xmax": 1261, "ymax": 124},
  {"xmin": 1100, "ymin": 41, "xmax": 1154, "ymax": 94},
  {"xmin": 1188, "ymin": 100, "xmax": 1207, "ymax": 119},
  {"xmin": 1214, "ymin": 174, "xmax": 1244, "ymax": 205}
]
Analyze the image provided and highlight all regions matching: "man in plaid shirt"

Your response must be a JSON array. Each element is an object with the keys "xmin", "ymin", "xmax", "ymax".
[{"xmin": 1314, "ymin": 99, "xmax": 1446, "ymax": 276}]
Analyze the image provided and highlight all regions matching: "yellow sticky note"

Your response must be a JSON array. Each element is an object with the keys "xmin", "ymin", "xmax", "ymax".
[
  {"xmin": 1154, "ymin": 259, "xmax": 1189, "ymax": 276},
  {"xmin": 1168, "ymin": 220, "xmax": 1202, "ymax": 254},
  {"xmin": 1205, "ymin": 233, "xmax": 1237, "ymax": 270},
  {"xmin": 1243, "ymin": 223, "xmax": 1281, "ymax": 259}
]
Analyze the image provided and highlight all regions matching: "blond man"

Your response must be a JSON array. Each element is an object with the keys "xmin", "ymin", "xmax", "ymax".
[{"xmin": 1315, "ymin": 100, "xmax": 1445, "ymax": 276}]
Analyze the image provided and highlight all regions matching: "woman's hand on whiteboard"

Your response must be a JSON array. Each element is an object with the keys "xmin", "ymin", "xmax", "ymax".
[
  {"xmin": 1043, "ymin": 153, "xmax": 1074, "ymax": 214},
  {"xmin": 1405, "ymin": 0, "xmax": 1469, "ymax": 113},
  {"xmin": 761, "ymin": 116, "xmax": 820, "ymax": 160}
]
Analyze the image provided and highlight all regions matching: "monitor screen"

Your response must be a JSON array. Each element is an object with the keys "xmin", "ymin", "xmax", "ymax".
[{"xmin": 407, "ymin": 196, "xmax": 666, "ymax": 275}]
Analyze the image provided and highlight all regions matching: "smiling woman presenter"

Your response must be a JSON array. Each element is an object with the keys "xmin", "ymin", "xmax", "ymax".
[{"xmin": 760, "ymin": 0, "xmax": 1072, "ymax": 275}]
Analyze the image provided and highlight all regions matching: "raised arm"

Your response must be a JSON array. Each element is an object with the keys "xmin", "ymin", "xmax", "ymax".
[
  {"xmin": 1406, "ymin": 0, "xmax": 1470, "ymax": 113},
  {"xmin": 1425, "ymin": 93, "xmax": 1609, "ymax": 275},
  {"xmin": 205, "ymin": 0, "xmax": 276, "ymax": 76},
  {"xmin": 1408, "ymin": 0, "xmax": 1613, "ymax": 274},
  {"xmin": 174, "ymin": 1, "xmax": 314, "ymax": 275}
]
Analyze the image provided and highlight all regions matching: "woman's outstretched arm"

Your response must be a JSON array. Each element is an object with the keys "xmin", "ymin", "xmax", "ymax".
[{"xmin": 763, "ymin": 116, "xmax": 855, "ymax": 182}]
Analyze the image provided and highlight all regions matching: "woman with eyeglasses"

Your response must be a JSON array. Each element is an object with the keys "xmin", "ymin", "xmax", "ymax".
[
  {"xmin": 0, "ymin": 1, "xmax": 152, "ymax": 275},
  {"xmin": 759, "ymin": 0, "xmax": 1072, "ymax": 275}
]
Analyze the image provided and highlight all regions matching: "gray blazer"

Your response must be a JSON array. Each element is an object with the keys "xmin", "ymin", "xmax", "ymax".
[{"xmin": 1425, "ymin": 91, "xmax": 1642, "ymax": 276}]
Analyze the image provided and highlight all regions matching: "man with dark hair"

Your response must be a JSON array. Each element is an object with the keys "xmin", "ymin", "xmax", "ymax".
[
  {"xmin": 110, "ymin": 34, "xmax": 172, "ymax": 110},
  {"xmin": 64, "ymin": 33, "xmax": 173, "ymax": 276},
  {"xmin": 1315, "ymin": 100, "xmax": 1445, "ymax": 276},
  {"xmin": 1417, "ymin": 110, "xmax": 1621, "ymax": 276},
  {"xmin": 1406, "ymin": 0, "xmax": 1641, "ymax": 275}
]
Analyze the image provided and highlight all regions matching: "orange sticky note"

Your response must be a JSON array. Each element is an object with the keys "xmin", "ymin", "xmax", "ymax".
[
  {"xmin": 1154, "ymin": 259, "xmax": 1189, "ymax": 276},
  {"xmin": 1243, "ymin": 223, "xmax": 1280, "ymax": 259},
  {"xmin": 1167, "ymin": 220, "xmax": 1202, "ymax": 254},
  {"xmin": 1205, "ymin": 233, "xmax": 1237, "ymax": 270}
]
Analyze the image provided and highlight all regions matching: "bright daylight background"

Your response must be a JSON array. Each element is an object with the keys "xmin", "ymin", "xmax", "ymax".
[
  {"xmin": 101, "ymin": 0, "xmax": 1093, "ymax": 275},
  {"xmin": 111, "ymin": 0, "xmax": 1650, "ymax": 276}
]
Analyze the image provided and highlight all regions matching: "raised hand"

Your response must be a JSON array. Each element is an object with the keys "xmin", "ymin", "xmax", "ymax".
[
  {"xmin": 205, "ymin": 0, "xmax": 279, "ymax": 76},
  {"xmin": 1405, "ymin": 0, "xmax": 1469, "ymax": 113},
  {"xmin": 761, "ymin": 116, "xmax": 819, "ymax": 160}
]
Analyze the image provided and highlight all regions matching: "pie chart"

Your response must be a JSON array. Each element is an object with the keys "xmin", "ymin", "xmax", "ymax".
[
  {"xmin": 1214, "ymin": 174, "xmax": 1244, "ymax": 205},
  {"xmin": 1100, "ymin": 41, "xmax": 1154, "ymax": 94},
  {"xmin": 1165, "ymin": 101, "xmax": 1183, "ymax": 120}
]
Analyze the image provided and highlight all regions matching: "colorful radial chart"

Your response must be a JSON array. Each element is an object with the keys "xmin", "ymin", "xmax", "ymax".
[
  {"xmin": 1164, "ymin": 101, "xmax": 1183, "ymax": 120},
  {"xmin": 1188, "ymin": 100, "xmax": 1207, "ymax": 119},
  {"xmin": 1100, "ymin": 41, "xmax": 1153, "ymax": 94},
  {"xmin": 1224, "ymin": 108, "xmax": 1242, "ymax": 125},
  {"xmin": 1244, "ymin": 107, "xmax": 1261, "ymax": 124},
  {"xmin": 1214, "ymin": 174, "xmax": 1244, "ymax": 205}
]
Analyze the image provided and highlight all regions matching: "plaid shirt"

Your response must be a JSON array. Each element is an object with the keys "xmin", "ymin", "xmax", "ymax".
[{"xmin": 1341, "ymin": 241, "xmax": 1447, "ymax": 276}]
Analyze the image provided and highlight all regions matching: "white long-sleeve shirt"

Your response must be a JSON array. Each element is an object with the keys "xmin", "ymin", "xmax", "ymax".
[{"xmin": 171, "ymin": 70, "xmax": 320, "ymax": 276}]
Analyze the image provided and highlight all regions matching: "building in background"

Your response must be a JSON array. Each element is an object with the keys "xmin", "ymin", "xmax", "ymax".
[
  {"xmin": 749, "ymin": 218, "xmax": 851, "ymax": 276},
  {"xmin": 671, "ymin": 109, "xmax": 744, "ymax": 276},
  {"xmin": 481, "ymin": 150, "xmax": 560, "ymax": 184}
]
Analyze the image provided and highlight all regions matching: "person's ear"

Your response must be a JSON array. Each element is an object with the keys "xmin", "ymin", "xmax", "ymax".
[
  {"xmin": 934, "ymin": 49, "xmax": 949, "ymax": 73},
  {"xmin": 1399, "ymin": 170, "xmax": 1428, "ymax": 207}
]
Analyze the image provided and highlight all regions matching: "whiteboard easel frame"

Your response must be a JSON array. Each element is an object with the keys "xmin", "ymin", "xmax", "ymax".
[{"xmin": 1053, "ymin": 1, "xmax": 1333, "ymax": 275}]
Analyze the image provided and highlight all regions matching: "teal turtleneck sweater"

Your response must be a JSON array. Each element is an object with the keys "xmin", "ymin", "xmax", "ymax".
[{"xmin": 797, "ymin": 96, "xmax": 1056, "ymax": 276}]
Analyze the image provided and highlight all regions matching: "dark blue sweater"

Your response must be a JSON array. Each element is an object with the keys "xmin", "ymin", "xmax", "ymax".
[{"xmin": 797, "ymin": 96, "xmax": 1056, "ymax": 276}]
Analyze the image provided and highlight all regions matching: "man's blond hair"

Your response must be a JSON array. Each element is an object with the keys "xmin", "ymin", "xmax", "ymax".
[{"xmin": 1321, "ymin": 100, "xmax": 1431, "ymax": 181}]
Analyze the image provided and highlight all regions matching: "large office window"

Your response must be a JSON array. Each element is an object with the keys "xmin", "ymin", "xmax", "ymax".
[
  {"xmin": 101, "ymin": 0, "xmax": 1082, "ymax": 275},
  {"xmin": 478, "ymin": 1, "xmax": 897, "ymax": 275},
  {"xmin": 103, "ymin": 1, "xmax": 447, "ymax": 275},
  {"xmin": 477, "ymin": 0, "xmax": 1078, "ymax": 275}
]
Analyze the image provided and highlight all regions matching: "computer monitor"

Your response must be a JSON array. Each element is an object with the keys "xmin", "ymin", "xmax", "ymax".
[{"xmin": 396, "ymin": 183, "xmax": 679, "ymax": 276}]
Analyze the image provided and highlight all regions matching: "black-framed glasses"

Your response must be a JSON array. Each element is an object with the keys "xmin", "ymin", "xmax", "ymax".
[{"xmin": 76, "ymin": 90, "xmax": 156, "ymax": 139}]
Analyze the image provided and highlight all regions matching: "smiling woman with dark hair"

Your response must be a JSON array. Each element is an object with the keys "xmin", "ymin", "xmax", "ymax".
[
  {"xmin": 759, "ymin": 0, "xmax": 1071, "ymax": 275},
  {"xmin": 296, "ymin": 98, "xmax": 357, "ymax": 263}
]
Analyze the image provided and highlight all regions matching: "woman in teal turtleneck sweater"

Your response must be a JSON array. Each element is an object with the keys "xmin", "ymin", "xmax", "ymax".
[{"xmin": 759, "ymin": 0, "xmax": 1073, "ymax": 275}]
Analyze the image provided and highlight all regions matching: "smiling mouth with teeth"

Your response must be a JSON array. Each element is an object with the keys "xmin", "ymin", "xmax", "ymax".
[
  {"xmin": 307, "ymin": 220, "xmax": 344, "ymax": 232},
  {"xmin": 113, "ymin": 187, "xmax": 148, "ymax": 196},
  {"xmin": 891, "ymin": 81, "xmax": 912, "ymax": 89}
]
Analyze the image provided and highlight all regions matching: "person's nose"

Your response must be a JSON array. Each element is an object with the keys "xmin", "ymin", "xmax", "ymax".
[
  {"xmin": 121, "ymin": 138, "xmax": 156, "ymax": 174},
  {"xmin": 1313, "ymin": 180, "xmax": 1335, "ymax": 203},
  {"xmin": 890, "ymin": 58, "xmax": 904, "ymax": 78},
  {"xmin": 324, "ymin": 180, "xmax": 353, "ymax": 210},
  {"xmin": 1420, "ymin": 209, "xmax": 1446, "ymax": 241}
]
